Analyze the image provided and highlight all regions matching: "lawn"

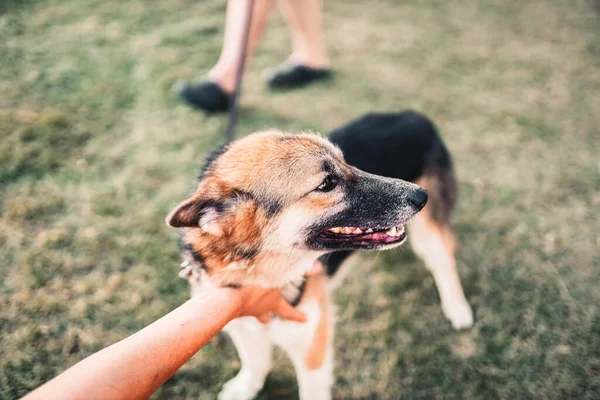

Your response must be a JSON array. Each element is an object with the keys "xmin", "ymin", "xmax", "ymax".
[{"xmin": 1, "ymin": 0, "xmax": 599, "ymax": 398}]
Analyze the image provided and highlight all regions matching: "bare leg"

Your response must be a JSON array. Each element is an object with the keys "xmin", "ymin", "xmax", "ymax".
[
  {"xmin": 209, "ymin": 0, "xmax": 276, "ymax": 93},
  {"xmin": 277, "ymin": 0, "xmax": 329, "ymax": 68},
  {"xmin": 180, "ymin": 0, "xmax": 329, "ymax": 109}
]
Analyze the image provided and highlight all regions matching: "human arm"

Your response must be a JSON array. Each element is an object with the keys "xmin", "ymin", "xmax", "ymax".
[{"xmin": 23, "ymin": 284, "xmax": 307, "ymax": 400}]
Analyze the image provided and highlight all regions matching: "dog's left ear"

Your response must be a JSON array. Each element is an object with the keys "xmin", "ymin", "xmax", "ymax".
[{"xmin": 166, "ymin": 196, "xmax": 225, "ymax": 236}]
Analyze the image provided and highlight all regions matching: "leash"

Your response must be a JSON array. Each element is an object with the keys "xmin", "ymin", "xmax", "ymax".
[{"xmin": 223, "ymin": 0, "xmax": 255, "ymax": 144}]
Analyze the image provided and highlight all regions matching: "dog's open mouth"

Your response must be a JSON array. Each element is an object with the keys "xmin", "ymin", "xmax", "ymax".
[{"xmin": 317, "ymin": 225, "xmax": 406, "ymax": 245}]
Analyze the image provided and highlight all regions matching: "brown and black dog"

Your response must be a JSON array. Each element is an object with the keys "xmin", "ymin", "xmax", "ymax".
[{"xmin": 167, "ymin": 111, "xmax": 473, "ymax": 400}]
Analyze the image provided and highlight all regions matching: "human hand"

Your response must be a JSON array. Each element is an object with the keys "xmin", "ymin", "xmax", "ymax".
[
  {"xmin": 232, "ymin": 260, "xmax": 323, "ymax": 323},
  {"xmin": 234, "ymin": 286, "xmax": 306, "ymax": 323}
]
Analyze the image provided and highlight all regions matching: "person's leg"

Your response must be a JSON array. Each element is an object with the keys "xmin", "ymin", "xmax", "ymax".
[
  {"xmin": 179, "ymin": 0, "xmax": 275, "ymax": 111},
  {"xmin": 210, "ymin": 0, "xmax": 276, "ymax": 93},
  {"xmin": 264, "ymin": 0, "xmax": 331, "ymax": 90},
  {"xmin": 277, "ymin": 0, "xmax": 329, "ymax": 69}
]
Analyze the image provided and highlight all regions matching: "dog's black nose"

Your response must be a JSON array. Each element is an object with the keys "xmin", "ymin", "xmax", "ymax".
[{"xmin": 409, "ymin": 188, "xmax": 428, "ymax": 211}]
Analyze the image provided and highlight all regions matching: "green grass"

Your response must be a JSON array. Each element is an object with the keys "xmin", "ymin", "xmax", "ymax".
[{"xmin": 1, "ymin": 0, "xmax": 600, "ymax": 398}]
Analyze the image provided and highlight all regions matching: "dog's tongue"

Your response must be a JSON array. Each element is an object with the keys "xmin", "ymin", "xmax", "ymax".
[{"xmin": 371, "ymin": 232, "xmax": 399, "ymax": 243}]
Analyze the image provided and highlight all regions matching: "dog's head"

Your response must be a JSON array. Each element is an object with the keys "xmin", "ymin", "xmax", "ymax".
[{"xmin": 167, "ymin": 130, "xmax": 427, "ymax": 286}]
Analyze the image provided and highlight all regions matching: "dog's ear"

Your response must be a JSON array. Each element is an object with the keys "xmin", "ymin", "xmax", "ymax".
[{"xmin": 166, "ymin": 197, "xmax": 225, "ymax": 236}]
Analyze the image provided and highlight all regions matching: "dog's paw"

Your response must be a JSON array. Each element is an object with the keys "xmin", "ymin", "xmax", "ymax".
[
  {"xmin": 218, "ymin": 374, "xmax": 262, "ymax": 400},
  {"xmin": 443, "ymin": 301, "xmax": 474, "ymax": 330}
]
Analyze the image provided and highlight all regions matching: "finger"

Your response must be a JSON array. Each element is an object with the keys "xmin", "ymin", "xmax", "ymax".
[
  {"xmin": 256, "ymin": 313, "xmax": 271, "ymax": 324},
  {"xmin": 304, "ymin": 260, "xmax": 323, "ymax": 277},
  {"xmin": 274, "ymin": 300, "xmax": 307, "ymax": 323}
]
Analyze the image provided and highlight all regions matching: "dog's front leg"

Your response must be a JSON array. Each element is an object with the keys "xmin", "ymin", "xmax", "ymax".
[
  {"xmin": 219, "ymin": 318, "xmax": 273, "ymax": 400},
  {"xmin": 269, "ymin": 275, "xmax": 334, "ymax": 400},
  {"xmin": 292, "ymin": 330, "xmax": 334, "ymax": 400},
  {"xmin": 408, "ymin": 213, "xmax": 474, "ymax": 330}
]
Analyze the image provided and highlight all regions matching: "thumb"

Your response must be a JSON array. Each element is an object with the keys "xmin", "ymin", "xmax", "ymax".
[
  {"xmin": 274, "ymin": 300, "xmax": 307, "ymax": 323},
  {"xmin": 305, "ymin": 260, "xmax": 323, "ymax": 276},
  {"xmin": 256, "ymin": 313, "xmax": 271, "ymax": 324}
]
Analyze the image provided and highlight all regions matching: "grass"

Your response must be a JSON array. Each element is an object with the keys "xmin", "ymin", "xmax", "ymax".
[{"xmin": 1, "ymin": 0, "xmax": 599, "ymax": 398}]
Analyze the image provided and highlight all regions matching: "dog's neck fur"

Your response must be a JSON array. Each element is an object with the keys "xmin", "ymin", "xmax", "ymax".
[{"xmin": 182, "ymin": 234, "xmax": 320, "ymax": 302}]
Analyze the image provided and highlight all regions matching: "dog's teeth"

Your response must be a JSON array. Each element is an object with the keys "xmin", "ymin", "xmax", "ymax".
[
  {"xmin": 341, "ymin": 227, "xmax": 352, "ymax": 234},
  {"xmin": 366, "ymin": 228, "xmax": 373, "ymax": 233},
  {"xmin": 354, "ymin": 228, "xmax": 363, "ymax": 234},
  {"xmin": 329, "ymin": 227, "xmax": 341, "ymax": 233},
  {"xmin": 386, "ymin": 226, "xmax": 398, "ymax": 236}
]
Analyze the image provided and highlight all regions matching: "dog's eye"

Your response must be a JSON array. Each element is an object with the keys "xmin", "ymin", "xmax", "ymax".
[{"xmin": 316, "ymin": 176, "xmax": 338, "ymax": 192}]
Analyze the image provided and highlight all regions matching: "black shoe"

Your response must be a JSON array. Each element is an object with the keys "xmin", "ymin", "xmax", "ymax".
[
  {"xmin": 265, "ymin": 64, "xmax": 332, "ymax": 90},
  {"xmin": 177, "ymin": 81, "xmax": 231, "ymax": 113}
]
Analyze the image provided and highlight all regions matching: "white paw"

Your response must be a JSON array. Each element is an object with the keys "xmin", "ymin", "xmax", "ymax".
[
  {"xmin": 443, "ymin": 301, "xmax": 474, "ymax": 330},
  {"xmin": 218, "ymin": 373, "xmax": 263, "ymax": 400}
]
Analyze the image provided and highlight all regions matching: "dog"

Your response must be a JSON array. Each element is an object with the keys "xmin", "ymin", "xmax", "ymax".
[{"xmin": 167, "ymin": 111, "xmax": 473, "ymax": 400}]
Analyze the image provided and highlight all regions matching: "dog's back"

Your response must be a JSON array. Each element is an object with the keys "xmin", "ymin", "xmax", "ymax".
[{"xmin": 329, "ymin": 111, "xmax": 453, "ymax": 183}]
